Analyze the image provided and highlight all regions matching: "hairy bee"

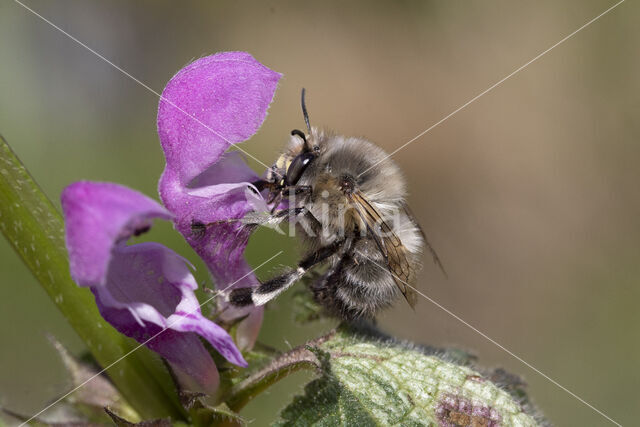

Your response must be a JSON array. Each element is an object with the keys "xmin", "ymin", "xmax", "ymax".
[{"xmin": 227, "ymin": 90, "xmax": 444, "ymax": 320}]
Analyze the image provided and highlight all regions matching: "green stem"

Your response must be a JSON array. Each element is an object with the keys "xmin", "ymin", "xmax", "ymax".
[
  {"xmin": 225, "ymin": 332, "xmax": 335, "ymax": 411},
  {"xmin": 0, "ymin": 135, "xmax": 185, "ymax": 420}
]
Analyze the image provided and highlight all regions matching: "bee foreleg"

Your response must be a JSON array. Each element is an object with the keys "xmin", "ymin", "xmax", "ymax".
[
  {"xmin": 241, "ymin": 207, "xmax": 306, "ymax": 227},
  {"xmin": 269, "ymin": 185, "xmax": 312, "ymax": 213},
  {"xmin": 250, "ymin": 179, "xmax": 276, "ymax": 193},
  {"xmin": 190, "ymin": 208, "xmax": 305, "ymax": 237},
  {"xmin": 228, "ymin": 238, "xmax": 345, "ymax": 307}
]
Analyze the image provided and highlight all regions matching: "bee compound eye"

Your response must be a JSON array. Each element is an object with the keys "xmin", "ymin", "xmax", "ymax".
[{"xmin": 285, "ymin": 152, "xmax": 315, "ymax": 186}]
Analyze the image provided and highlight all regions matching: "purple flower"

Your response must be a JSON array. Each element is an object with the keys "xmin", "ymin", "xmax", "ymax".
[{"xmin": 61, "ymin": 52, "xmax": 281, "ymax": 391}]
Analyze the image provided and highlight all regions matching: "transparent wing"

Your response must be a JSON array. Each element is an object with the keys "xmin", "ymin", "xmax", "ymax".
[
  {"xmin": 401, "ymin": 202, "xmax": 447, "ymax": 277},
  {"xmin": 349, "ymin": 191, "xmax": 417, "ymax": 308}
]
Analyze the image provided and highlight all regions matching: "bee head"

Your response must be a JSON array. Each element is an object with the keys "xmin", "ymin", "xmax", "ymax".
[{"xmin": 277, "ymin": 88, "xmax": 321, "ymax": 187}]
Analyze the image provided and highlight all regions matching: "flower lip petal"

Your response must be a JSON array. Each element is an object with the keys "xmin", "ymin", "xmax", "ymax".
[
  {"xmin": 96, "ymin": 242, "xmax": 247, "ymax": 368},
  {"xmin": 94, "ymin": 289, "xmax": 221, "ymax": 391},
  {"xmin": 157, "ymin": 51, "xmax": 281, "ymax": 188},
  {"xmin": 169, "ymin": 312, "xmax": 248, "ymax": 367},
  {"xmin": 61, "ymin": 181, "xmax": 171, "ymax": 288},
  {"xmin": 102, "ymin": 242, "xmax": 186, "ymax": 319}
]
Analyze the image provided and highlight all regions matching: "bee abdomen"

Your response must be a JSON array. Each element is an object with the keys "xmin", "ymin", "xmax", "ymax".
[{"xmin": 311, "ymin": 250, "xmax": 400, "ymax": 320}]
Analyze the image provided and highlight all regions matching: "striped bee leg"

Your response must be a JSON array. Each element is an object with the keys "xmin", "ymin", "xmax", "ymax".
[{"xmin": 228, "ymin": 238, "xmax": 345, "ymax": 307}]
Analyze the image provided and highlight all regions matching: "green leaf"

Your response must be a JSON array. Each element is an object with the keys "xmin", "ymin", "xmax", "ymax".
[
  {"xmin": 0, "ymin": 135, "xmax": 185, "ymax": 420},
  {"xmin": 45, "ymin": 335, "xmax": 139, "ymax": 424},
  {"xmin": 275, "ymin": 326, "xmax": 543, "ymax": 426}
]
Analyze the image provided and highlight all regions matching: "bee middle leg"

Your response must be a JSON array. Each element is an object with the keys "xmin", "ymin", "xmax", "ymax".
[{"xmin": 228, "ymin": 238, "xmax": 346, "ymax": 307}]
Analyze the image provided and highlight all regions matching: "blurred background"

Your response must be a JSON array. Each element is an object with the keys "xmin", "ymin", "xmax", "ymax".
[{"xmin": 1, "ymin": 0, "xmax": 638, "ymax": 425}]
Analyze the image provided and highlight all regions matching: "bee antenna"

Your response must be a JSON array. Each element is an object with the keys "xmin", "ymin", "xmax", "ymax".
[
  {"xmin": 301, "ymin": 88, "xmax": 311, "ymax": 135},
  {"xmin": 291, "ymin": 129, "xmax": 307, "ymax": 144}
]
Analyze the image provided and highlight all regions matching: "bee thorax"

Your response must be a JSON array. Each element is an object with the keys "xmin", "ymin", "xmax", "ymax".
[{"xmin": 339, "ymin": 174, "xmax": 356, "ymax": 194}]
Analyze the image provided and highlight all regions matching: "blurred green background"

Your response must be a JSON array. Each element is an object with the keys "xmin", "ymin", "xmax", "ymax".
[{"xmin": 1, "ymin": 0, "xmax": 638, "ymax": 425}]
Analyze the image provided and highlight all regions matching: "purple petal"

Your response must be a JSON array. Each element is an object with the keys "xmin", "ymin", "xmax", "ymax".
[
  {"xmin": 220, "ymin": 292, "xmax": 265, "ymax": 351},
  {"xmin": 169, "ymin": 311, "xmax": 248, "ymax": 367},
  {"xmin": 61, "ymin": 181, "xmax": 171, "ymax": 288},
  {"xmin": 157, "ymin": 51, "xmax": 281, "ymax": 188},
  {"xmin": 93, "ymin": 242, "xmax": 247, "ymax": 388},
  {"xmin": 62, "ymin": 182, "xmax": 247, "ymax": 388},
  {"xmin": 157, "ymin": 53, "xmax": 281, "ymax": 348},
  {"xmin": 165, "ymin": 188, "xmax": 264, "ymax": 350},
  {"xmin": 94, "ymin": 291, "xmax": 220, "ymax": 391},
  {"xmin": 159, "ymin": 151, "xmax": 260, "ymax": 216}
]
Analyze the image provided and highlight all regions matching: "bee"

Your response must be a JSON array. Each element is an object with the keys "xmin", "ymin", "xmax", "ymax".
[{"xmin": 226, "ymin": 90, "xmax": 445, "ymax": 320}]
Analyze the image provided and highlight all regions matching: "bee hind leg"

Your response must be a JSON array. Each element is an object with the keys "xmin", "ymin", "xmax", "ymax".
[{"xmin": 228, "ymin": 238, "xmax": 345, "ymax": 307}]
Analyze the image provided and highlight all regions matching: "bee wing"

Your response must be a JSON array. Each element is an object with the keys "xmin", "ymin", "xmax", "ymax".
[
  {"xmin": 349, "ymin": 191, "xmax": 417, "ymax": 308},
  {"xmin": 401, "ymin": 202, "xmax": 447, "ymax": 277}
]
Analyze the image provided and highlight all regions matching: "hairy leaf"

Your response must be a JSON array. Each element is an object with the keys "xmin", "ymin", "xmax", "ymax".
[{"xmin": 276, "ymin": 326, "xmax": 542, "ymax": 426}]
